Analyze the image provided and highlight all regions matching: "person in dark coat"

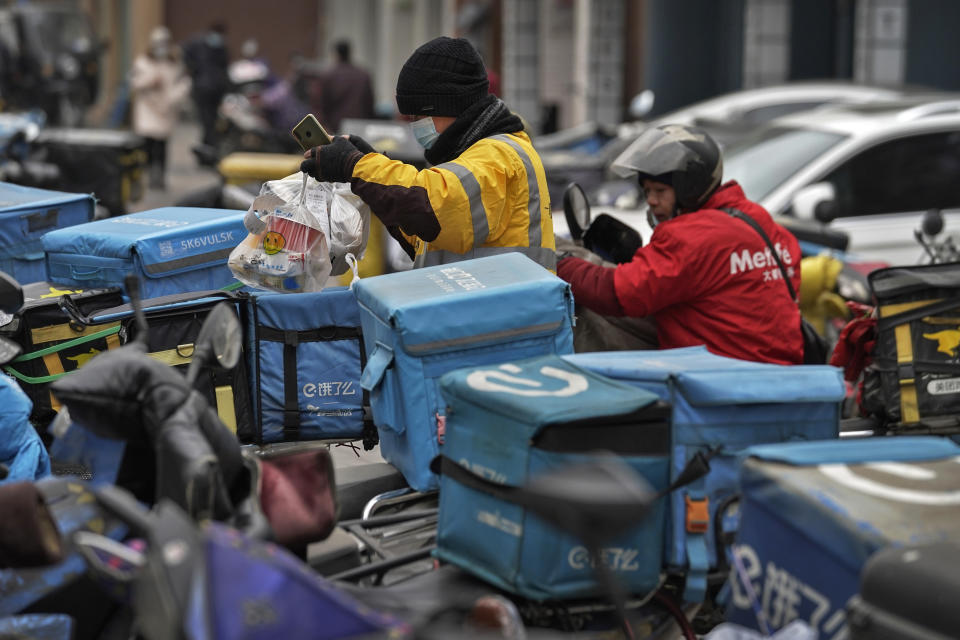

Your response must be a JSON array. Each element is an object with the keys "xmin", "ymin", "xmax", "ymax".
[
  {"xmin": 312, "ymin": 40, "xmax": 374, "ymax": 133},
  {"xmin": 182, "ymin": 23, "xmax": 230, "ymax": 147}
]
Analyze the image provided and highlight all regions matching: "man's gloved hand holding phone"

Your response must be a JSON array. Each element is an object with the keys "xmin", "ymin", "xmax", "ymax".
[{"xmin": 292, "ymin": 113, "xmax": 377, "ymax": 183}]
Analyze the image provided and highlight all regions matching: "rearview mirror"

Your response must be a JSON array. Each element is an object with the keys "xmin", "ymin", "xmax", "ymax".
[
  {"xmin": 186, "ymin": 303, "xmax": 242, "ymax": 385},
  {"xmin": 0, "ymin": 337, "xmax": 22, "ymax": 366},
  {"xmin": 0, "ymin": 271, "xmax": 23, "ymax": 314},
  {"xmin": 921, "ymin": 209, "xmax": 944, "ymax": 237},
  {"xmin": 790, "ymin": 182, "xmax": 838, "ymax": 223},
  {"xmin": 628, "ymin": 90, "xmax": 656, "ymax": 120},
  {"xmin": 562, "ymin": 183, "xmax": 591, "ymax": 242}
]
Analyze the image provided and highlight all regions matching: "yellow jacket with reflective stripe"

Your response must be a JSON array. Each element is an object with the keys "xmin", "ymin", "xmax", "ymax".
[{"xmin": 349, "ymin": 131, "xmax": 556, "ymax": 271}]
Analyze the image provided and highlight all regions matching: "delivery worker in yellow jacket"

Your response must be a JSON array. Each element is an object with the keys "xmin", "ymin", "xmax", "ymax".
[{"xmin": 300, "ymin": 36, "xmax": 556, "ymax": 271}]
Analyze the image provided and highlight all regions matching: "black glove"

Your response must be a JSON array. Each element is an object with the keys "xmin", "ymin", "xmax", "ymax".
[
  {"xmin": 299, "ymin": 136, "xmax": 363, "ymax": 183},
  {"xmin": 346, "ymin": 134, "xmax": 376, "ymax": 155}
]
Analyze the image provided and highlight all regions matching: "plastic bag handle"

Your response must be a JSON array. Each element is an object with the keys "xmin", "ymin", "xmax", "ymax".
[
  {"xmin": 298, "ymin": 173, "xmax": 309, "ymax": 206},
  {"xmin": 345, "ymin": 253, "xmax": 360, "ymax": 288}
]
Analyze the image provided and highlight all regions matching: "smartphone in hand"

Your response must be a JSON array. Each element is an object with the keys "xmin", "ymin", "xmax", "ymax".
[{"xmin": 291, "ymin": 114, "xmax": 332, "ymax": 151}]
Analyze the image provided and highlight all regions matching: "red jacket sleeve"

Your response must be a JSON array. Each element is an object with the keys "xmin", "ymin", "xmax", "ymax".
[
  {"xmin": 556, "ymin": 257, "xmax": 626, "ymax": 316},
  {"xmin": 611, "ymin": 226, "xmax": 697, "ymax": 317}
]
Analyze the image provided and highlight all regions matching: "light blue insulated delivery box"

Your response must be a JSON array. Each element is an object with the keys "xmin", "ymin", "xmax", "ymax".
[
  {"xmin": 565, "ymin": 346, "xmax": 846, "ymax": 602},
  {"xmin": 0, "ymin": 182, "xmax": 94, "ymax": 284},
  {"xmin": 435, "ymin": 354, "xmax": 671, "ymax": 601},
  {"xmin": 41, "ymin": 207, "xmax": 246, "ymax": 298},
  {"xmin": 354, "ymin": 253, "xmax": 575, "ymax": 491}
]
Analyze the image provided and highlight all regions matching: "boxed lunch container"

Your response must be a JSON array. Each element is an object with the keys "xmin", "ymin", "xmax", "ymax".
[
  {"xmin": 42, "ymin": 207, "xmax": 246, "ymax": 298},
  {"xmin": 727, "ymin": 437, "xmax": 960, "ymax": 637},
  {"xmin": 0, "ymin": 182, "xmax": 94, "ymax": 284},
  {"xmin": 565, "ymin": 346, "xmax": 846, "ymax": 602},
  {"xmin": 354, "ymin": 253, "xmax": 575, "ymax": 491}
]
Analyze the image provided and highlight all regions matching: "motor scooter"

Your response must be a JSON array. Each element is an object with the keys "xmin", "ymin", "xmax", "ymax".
[{"xmin": 0, "ymin": 272, "xmax": 348, "ymax": 634}]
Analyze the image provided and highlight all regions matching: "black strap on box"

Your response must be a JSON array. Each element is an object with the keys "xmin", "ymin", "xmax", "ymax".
[
  {"xmin": 432, "ymin": 452, "xmax": 711, "ymax": 506},
  {"xmin": 84, "ymin": 289, "xmax": 241, "ymax": 325},
  {"xmin": 257, "ymin": 324, "xmax": 366, "ymax": 441},
  {"xmin": 721, "ymin": 208, "xmax": 797, "ymax": 300}
]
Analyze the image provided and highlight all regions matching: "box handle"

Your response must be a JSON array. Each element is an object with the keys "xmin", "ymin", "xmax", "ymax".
[
  {"xmin": 13, "ymin": 252, "xmax": 45, "ymax": 261},
  {"xmin": 361, "ymin": 342, "xmax": 393, "ymax": 391},
  {"xmin": 360, "ymin": 341, "xmax": 397, "ymax": 431},
  {"xmin": 69, "ymin": 265, "xmax": 103, "ymax": 280},
  {"xmin": 27, "ymin": 208, "xmax": 58, "ymax": 232}
]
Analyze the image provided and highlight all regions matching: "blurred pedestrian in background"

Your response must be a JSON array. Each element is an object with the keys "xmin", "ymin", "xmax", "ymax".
[
  {"xmin": 229, "ymin": 38, "xmax": 274, "ymax": 90},
  {"xmin": 312, "ymin": 40, "xmax": 374, "ymax": 133},
  {"xmin": 183, "ymin": 22, "xmax": 230, "ymax": 147},
  {"xmin": 129, "ymin": 27, "xmax": 191, "ymax": 189}
]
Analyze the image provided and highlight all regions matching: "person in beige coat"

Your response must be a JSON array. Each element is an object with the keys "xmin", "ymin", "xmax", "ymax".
[{"xmin": 130, "ymin": 27, "xmax": 191, "ymax": 189}]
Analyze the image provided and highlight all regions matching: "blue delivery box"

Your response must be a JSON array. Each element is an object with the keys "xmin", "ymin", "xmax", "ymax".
[
  {"xmin": 435, "ymin": 354, "xmax": 671, "ymax": 601},
  {"xmin": 245, "ymin": 286, "xmax": 369, "ymax": 444},
  {"xmin": 727, "ymin": 437, "xmax": 960, "ymax": 637},
  {"xmin": 565, "ymin": 346, "xmax": 846, "ymax": 602},
  {"xmin": 355, "ymin": 253, "xmax": 575, "ymax": 491},
  {"xmin": 0, "ymin": 182, "xmax": 94, "ymax": 283},
  {"xmin": 42, "ymin": 207, "xmax": 245, "ymax": 298}
]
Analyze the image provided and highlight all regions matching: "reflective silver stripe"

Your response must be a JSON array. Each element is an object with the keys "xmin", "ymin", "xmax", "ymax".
[
  {"xmin": 405, "ymin": 320, "xmax": 565, "ymax": 355},
  {"xmin": 490, "ymin": 134, "xmax": 542, "ymax": 248},
  {"xmin": 414, "ymin": 245, "xmax": 556, "ymax": 271},
  {"xmin": 435, "ymin": 160, "xmax": 489, "ymax": 248},
  {"xmin": 142, "ymin": 247, "xmax": 235, "ymax": 275}
]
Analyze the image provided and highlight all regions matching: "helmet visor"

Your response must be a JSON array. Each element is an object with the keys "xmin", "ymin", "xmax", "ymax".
[{"xmin": 610, "ymin": 126, "xmax": 700, "ymax": 180}]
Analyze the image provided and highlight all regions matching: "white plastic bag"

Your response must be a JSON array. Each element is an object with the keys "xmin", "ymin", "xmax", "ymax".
[
  {"xmin": 228, "ymin": 173, "xmax": 370, "ymax": 293},
  {"xmin": 256, "ymin": 174, "xmax": 370, "ymax": 276}
]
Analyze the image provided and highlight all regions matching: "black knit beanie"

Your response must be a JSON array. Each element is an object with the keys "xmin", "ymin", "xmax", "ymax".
[{"xmin": 396, "ymin": 37, "xmax": 489, "ymax": 117}]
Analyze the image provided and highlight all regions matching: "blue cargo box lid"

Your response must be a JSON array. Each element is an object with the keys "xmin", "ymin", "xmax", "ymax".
[
  {"xmin": 740, "ymin": 437, "xmax": 960, "ymax": 568},
  {"xmin": 0, "ymin": 182, "xmax": 94, "ymax": 214},
  {"xmin": 250, "ymin": 286, "xmax": 359, "ymax": 329},
  {"xmin": 565, "ymin": 346, "xmax": 845, "ymax": 406},
  {"xmin": 354, "ymin": 253, "xmax": 573, "ymax": 351},
  {"xmin": 0, "ymin": 182, "xmax": 93, "ymax": 244},
  {"xmin": 439, "ymin": 354, "xmax": 660, "ymax": 429},
  {"xmin": 41, "ymin": 207, "xmax": 245, "ymax": 279}
]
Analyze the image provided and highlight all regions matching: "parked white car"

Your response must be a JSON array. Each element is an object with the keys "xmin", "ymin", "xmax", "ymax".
[
  {"xmin": 556, "ymin": 96, "xmax": 960, "ymax": 267},
  {"xmin": 724, "ymin": 97, "xmax": 960, "ymax": 265},
  {"xmin": 542, "ymin": 82, "xmax": 919, "ymax": 211}
]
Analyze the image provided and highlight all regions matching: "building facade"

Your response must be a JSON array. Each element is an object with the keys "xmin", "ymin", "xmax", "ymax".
[{"xmin": 77, "ymin": 0, "xmax": 960, "ymax": 131}]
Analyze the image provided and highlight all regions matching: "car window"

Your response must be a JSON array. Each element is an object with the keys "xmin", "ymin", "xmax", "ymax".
[
  {"xmin": 822, "ymin": 131, "xmax": 960, "ymax": 217},
  {"xmin": 724, "ymin": 126, "xmax": 847, "ymax": 202}
]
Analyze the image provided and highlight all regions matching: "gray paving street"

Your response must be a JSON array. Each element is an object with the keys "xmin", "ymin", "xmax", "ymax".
[{"xmin": 128, "ymin": 120, "xmax": 222, "ymax": 214}]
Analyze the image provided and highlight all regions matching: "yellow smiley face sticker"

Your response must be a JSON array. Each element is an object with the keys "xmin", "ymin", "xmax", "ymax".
[{"xmin": 263, "ymin": 231, "xmax": 286, "ymax": 255}]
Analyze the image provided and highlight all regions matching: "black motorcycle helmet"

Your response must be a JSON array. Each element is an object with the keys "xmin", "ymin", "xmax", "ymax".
[{"xmin": 612, "ymin": 124, "xmax": 723, "ymax": 212}]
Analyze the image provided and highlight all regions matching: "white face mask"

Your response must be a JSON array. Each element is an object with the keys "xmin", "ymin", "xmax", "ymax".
[{"xmin": 410, "ymin": 117, "xmax": 439, "ymax": 150}]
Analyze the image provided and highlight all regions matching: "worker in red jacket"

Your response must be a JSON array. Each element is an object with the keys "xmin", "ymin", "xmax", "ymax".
[{"xmin": 557, "ymin": 124, "xmax": 803, "ymax": 364}]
